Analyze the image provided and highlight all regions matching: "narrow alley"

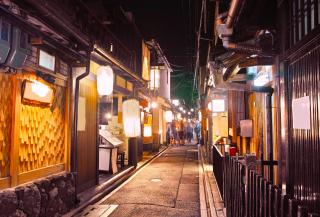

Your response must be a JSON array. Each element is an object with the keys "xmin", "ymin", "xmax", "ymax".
[
  {"xmin": 91, "ymin": 145, "xmax": 201, "ymax": 217},
  {"xmin": 0, "ymin": 0, "xmax": 320, "ymax": 217}
]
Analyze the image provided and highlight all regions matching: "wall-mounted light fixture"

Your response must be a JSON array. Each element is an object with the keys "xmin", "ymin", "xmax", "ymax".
[
  {"xmin": 22, "ymin": 80, "xmax": 54, "ymax": 107},
  {"xmin": 97, "ymin": 66, "xmax": 114, "ymax": 96}
]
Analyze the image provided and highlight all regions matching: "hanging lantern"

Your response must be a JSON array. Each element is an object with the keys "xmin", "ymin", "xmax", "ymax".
[
  {"xmin": 122, "ymin": 99, "xmax": 141, "ymax": 137},
  {"xmin": 97, "ymin": 66, "xmax": 114, "ymax": 96},
  {"xmin": 143, "ymin": 125, "xmax": 152, "ymax": 137},
  {"xmin": 165, "ymin": 110, "xmax": 173, "ymax": 123},
  {"xmin": 211, "ymin": 99, "xmax": 225, "ymax": 112}
]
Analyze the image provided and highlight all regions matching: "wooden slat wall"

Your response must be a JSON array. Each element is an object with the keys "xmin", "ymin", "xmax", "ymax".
[
  {"xmin": 0, "ymin": 74, "xmax": 13, "ymax": 178},
  {"xmin": 19, "ymin": 83, "xmax": 66, "ymax": 173},
  {"xmin": 286, "ymin": 44, "xmax": 320, "ymax": 213},
  {"xmin": 248, "ymin": 93, "xmax": 265, "ymax": 160},
  {"xmin": 77, "ymin": 77, "xmax": 97, "ymax": 193}
]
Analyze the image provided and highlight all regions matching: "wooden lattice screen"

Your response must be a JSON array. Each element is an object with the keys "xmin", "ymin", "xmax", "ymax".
[{"xmin": 0, "ymin": 74, "xmax": 13, "ymax": 179}]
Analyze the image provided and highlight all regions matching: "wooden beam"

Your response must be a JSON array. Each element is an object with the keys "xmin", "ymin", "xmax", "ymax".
[
  {"xmin": 18, "ymin": 163, "xmax": 65, "ymax": 185},
  {"xmin": 0, "ymin": 177, "xmax": 11, "ymax": 190}
]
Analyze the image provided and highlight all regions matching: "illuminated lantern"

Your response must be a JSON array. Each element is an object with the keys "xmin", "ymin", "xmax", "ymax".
[
  {"xmin": 208, "ymin": 101, "xmax": 212, "ymax": 111},
  {"xmin": 122, "ymin": 99, "xmax": 141, "ymax": 137},
  {"xmin": 150, "ymin": 67, "xmax": 160, "ymax": 90},
  {"xmin": 172, "ymin": 99, "xmax": 179, "ymax": 106},
  {"xmin": 211, "ymin": 99, "xmax": 225, "ymax": 112},
  {"xmin": 97, "ymin": 66, "xmax": 114, "ymax": 96},
  {"xmin": 31, "ymin": 81, "xmax": 50, "ymax": 97},
  {"xmin": 151, "ymin": 101, "xmax": 158, "ymax": 108},
  {"xmin": 144, "ymin": 125, "xmax": 152, "ymax": 137},
  {"xmin": 165, "ymin": 110, "xmax": 173, "ymax": 123}
]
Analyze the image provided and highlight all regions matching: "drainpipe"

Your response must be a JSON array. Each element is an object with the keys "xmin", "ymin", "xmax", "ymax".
[
  {"xmin": 71, "ymin": 52, "xmax": 91, "ymax": 197},
  {"xmin": 252, "ymin": 86, "xmax": 274, "ymax": 183},
  {"xmin": 216, "ymin": 0, "xmax": 266, "ymax": 54}
]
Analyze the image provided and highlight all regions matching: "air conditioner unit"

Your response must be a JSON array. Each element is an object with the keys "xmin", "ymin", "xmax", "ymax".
[
  {"xmin": 0, "ymin": 17, "xmax": 11, "ymax": 64},
  {"xmin": 6, "ymin": 27, "xmax": 30, "ymax": 69}
]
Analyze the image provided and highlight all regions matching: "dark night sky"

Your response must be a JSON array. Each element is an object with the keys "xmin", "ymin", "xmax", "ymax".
[{"xmin": 122, "ymin": 0, "xmax": 199, "ymax": 107}]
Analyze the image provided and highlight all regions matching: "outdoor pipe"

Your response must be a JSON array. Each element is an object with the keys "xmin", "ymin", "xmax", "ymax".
[
  {"xmin": 226, "ymin": 0, "xmax": 244, "ymax": 28},
  {"xmin": 70, "ymin": 52, "xmax": 91, "ymax": 197}
]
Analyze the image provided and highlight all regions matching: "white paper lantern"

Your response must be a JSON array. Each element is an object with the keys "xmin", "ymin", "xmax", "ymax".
[
  {"xmin": 165, "ymin": 110, "xmax": 173, "ymax": 123},
  {"xmin": 122, "ymin": 99, "xmax": 141, "ymax": 137},
  {"xmin": 144, "ymin": 125, "xmax": 152, "ymax": 137},
  {"xmin": 97, "ymin": 66, "xmax": 114, "ymax": 96},
  {"xmin": 211, "ymin": 99, "xmax": 225, "ymax": 112}
]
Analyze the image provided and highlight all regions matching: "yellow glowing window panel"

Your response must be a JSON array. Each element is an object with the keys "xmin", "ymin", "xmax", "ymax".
[
  {"xmin": 116, "ymin": 75, "xmax": 126, "ymax": 89},
  {"xmin": 142, "ymin": 41, "xmax": 150, "ymax": 81},
  {"xmin": 126, "ymin": 81, "xmax": 133, "ymax": 92},
  {"xmin": 22, "ymin": 80, "xmax": 54, "ymax": 107}
]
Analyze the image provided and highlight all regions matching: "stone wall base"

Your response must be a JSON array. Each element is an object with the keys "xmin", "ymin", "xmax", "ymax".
[{"xmin": 0, "ymin": 172, "xmax": 76, "ymax": 217}]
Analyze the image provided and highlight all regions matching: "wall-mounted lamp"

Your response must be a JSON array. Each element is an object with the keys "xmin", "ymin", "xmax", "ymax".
[
  {"xmin": 22, "ymin": 80, "xmax": 54, "ymax": 107},
  {"xmin": 97, "ymin": 66, "xmax": 114, "ymax": 96}
]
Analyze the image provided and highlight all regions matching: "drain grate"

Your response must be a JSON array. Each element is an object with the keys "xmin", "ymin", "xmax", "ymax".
[{"xmin": 76, "ymin": 204, "xmax": 118, "ymax": 217}]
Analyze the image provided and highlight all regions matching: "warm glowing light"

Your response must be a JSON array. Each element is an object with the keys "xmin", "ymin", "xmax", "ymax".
[
  {"xmin": 211, "ymin": 99, "xmax": 225, "ymax": 112},
  {"xmin": 172, "ymin": 99, "xmax": 179, "ymax": 106},
  {"xmin": 150, "ymin": 67, "xmax": 160, "ymax": 90},
  {"xmin": 183, "ymin": 110, "xmax": 186, "ymax": 114},
  {"xmin": 122, "ymin": 99, "xmax": 141, "ymax": 137},
  {"xmin": 187, "ymin": 112, "xmax": 191, "ymax": 115},
  {"xmin": 198, "ymin": 111, "xmax": 202, "ymax": 120},
  {"xmin": 151, "ymin": 101, "xmax": 158, "ymax": 108},
  {"xmin": 177, "ymin": 113, "xmax": 182, "ymax": 120},
  {"xmin": 165, "ymin": 110, "xmax": 173, "ymax": 123},
  {"xmin": 183, "ymin": 118, "xmax": 186, "ymax": 122},
  {"xmin": 158, "ymin": 129, "xmax": 162, "ymax": 134},
  {"xmin": 179, "ymin": 107, "xmax": 183, "ymax": 111},
  {"xmin": 208, "ymin": 102, "xmax": 212, "ymax": 111},
  {"xmin": 190, "ymin": 108, "xmax": 194, "ymax": 112},
  {"xmin": 105, "ymin": 113, "xmax": 112, "ymax": 119},
  {"xmin": 31, "ymin": 81, "xmax": 50, "ymax": 97},
  {"xmin": 144, "ymin": 125, "xmax": 152, "ymax": 137},
  {"xmin": 97, "ymin": 66, "xmax": 114, "ymax": 96}
]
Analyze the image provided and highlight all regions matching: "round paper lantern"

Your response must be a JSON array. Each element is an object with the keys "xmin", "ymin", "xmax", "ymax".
[{"xmin": 97, "ymin": 66, "xmax": 113, "ymax": 96}]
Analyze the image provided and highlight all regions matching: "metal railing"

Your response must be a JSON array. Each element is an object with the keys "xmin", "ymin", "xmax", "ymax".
[
  {"xmin": 222, "ymin": 154, "xmax": 320, "ymax": 217},
  {"xmin": 212, "ymin": 145, "xmax": 224, "ymax": 196}
]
